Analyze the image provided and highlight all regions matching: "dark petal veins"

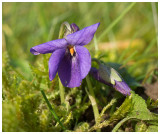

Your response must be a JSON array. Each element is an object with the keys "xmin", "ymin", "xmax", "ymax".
[
  {"xmin": 75, "ymin": 46, "xmax": 91, "ymax": 79},
  {"xmin": 66, "ymin": 23, "xmax": 100, "ymax": 46},
  {"xmin": 49, "ymin": 48, "xmax": 66, "ymax": 81},
  {"xmin": 30, "ymin": 38, "xmax": 68, "ymax": 55},
  {"xmin": 58, "ymin": 52, "xmax": 82, "ymax": 88}
]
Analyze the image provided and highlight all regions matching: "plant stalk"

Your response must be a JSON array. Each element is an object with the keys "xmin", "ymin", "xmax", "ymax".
[
  {"xmin": 41, "ymin": 89, "xmax": 66, "ymax": 130},
  {"xmin": 112, "ymin": 117, "xmax": 132, "ymax": 132},
  {"xmin": 86, "ymin": 75, "xmax": 100, "ymax": 124},
  {"xmin": 58, "ymin": 22, "xmax": 71, "ymax": 105},
  {"xmin": 59, "ymin": 78, "xmax": 65, "ymax": 104}
]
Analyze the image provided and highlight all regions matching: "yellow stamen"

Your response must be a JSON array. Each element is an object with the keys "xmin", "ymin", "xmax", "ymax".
[{"xmin": 68, "ymin": 46, "xmax": 75, "ymax": 56}]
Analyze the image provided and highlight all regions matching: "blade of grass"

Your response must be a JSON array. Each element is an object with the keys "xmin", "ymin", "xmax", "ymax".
[
  {"xmin": 86, "ymin": 76, "xmax": 100, "ymax": 131},
  {"xmin": 122, "ymin": 50, "xmax": 138, "ymax": 65},
  {"xmin": 128, "ymin": 56, "xmax": 157, "ymax": 74},
  {"xmin": 47, "ymin": 11, "xmax": 71, "ymax": 41},
  {"xmin": 151, "ymin": 2, "xmax": 158, "ymax": 34},
  {"xmin": 143, "ymin": 36, "xmax": 157, "ymax": 55},
  {"xmin": 41, "ymin": 89, "xmax": 66, "ymax": 130},
  {"xmin": 97, "ymin": 2, "xmax": 136, "ymax": 42},
  {"xmin": 128, "ymin": 36, "xmax": 158, "ymax": 73},
  {"xmin": 118, "ymin": 30, "xmax": 139, "ymax": 63}
]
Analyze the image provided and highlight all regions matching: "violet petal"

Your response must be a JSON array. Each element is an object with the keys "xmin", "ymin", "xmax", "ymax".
[
  {"xmin": 66, "ymin": 23, "xmax": 100, "ymax": 46},
  {"xmin": 49, "ymin": 48, "xmax": 66, "ymax": 81},
  {"xmin": 30, "ymin": 38, "xmax": 68, "ymax": 55},
  {"xmin": 113, "ymin": 80, "xmax": 131, "ymax": 96},
  {"xmin": 75, "ymin": 46, "xmax": 91, "ymax": 79},
  {"xmin": 58, "ymin": 52, "xmax": 81, "ymax": 88}
]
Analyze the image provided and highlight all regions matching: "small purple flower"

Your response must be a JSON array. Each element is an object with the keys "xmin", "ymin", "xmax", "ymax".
[
  {"xmin": 90, "ymin": 65, "xmax": 131, "ymax": 96},
  {"xmin": 30, "ymin": 23, "xmax": 100, "ymax": 88}
]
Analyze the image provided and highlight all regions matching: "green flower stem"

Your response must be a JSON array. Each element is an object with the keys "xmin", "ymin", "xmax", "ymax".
[
  {"xmin": 58, "ymin": 22, "xmax": 70, "ymax": 105},
  {"xmin": 59, "ymin": 78, "xmax": 65, "ymax": 104},
  {"xmin": 112, "ymin": 117, "xmax": 132, "ymax": 132},
  {"xmin": 86, "ymin": 75, "xmax": 100, "ymax": 124},
  {"xmin": 41, "ymin": 89, "xmax": 66, "ymax": 130}
]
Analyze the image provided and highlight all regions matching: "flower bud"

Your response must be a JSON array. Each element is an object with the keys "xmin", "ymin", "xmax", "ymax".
[
  {"xmin": 70, "ymin": 23, "xmax": 79, "ymax": 32},
  {"xmin": 90, "ymin": 64, "xmax": 131, "ymax": 96},
  {"xmin": 59, "ymin": 21, "xmax": 72, "ymax": 38}
]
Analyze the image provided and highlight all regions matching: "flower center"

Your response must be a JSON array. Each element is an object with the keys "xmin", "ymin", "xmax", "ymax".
[{"xmin": 68, "ymin": 45, "xmax": 75, "ymax": 56}]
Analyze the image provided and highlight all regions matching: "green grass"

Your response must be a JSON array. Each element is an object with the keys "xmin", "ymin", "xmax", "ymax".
[{"xmin": 2, "ymin": 2, "xmax": 158, "ymax": 132}]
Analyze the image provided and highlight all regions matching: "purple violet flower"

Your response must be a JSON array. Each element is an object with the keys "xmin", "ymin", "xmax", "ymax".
[
  {"xmin": 30, "ymin": 23, "xmax": 100, "ymax": 88},
  {"xmin": 90, "ymin": 65, "xmax": 131, "ymax": 96}
]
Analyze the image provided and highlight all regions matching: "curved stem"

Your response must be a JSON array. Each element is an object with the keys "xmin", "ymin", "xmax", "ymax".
[
  {"xmin": 86, "ymin": 75, "xmax": 100, "ymax": 124},
  {"xmin": 112, "ymin": 117, "xmax": 132, "ymax": 132}
]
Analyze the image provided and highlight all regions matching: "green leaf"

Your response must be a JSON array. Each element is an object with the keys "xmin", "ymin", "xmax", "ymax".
[
  {"xmin": 146, "ymin": 125, "xmax": 158, "ymax": 132},
  {"xmin": 111, "ymin": 91, "xmax": 158, "ymax": 132},
  {"xmin": 127, "ymin": 91, "xmax": 158, "ymax": 121}
]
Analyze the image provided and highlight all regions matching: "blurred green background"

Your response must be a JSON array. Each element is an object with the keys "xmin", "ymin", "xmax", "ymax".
[
  {"xmin": 2, "ymin": 2, "xmax": 158, "ymax": 132},
  {"xmin": 2, "ymin": 2, "xmax": 158, "ymax": 80}
]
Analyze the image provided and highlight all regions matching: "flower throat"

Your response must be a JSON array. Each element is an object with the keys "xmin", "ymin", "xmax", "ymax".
[{"xmin": 67, "ymin": 45, "xmax": 75, "ymax": 56}]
